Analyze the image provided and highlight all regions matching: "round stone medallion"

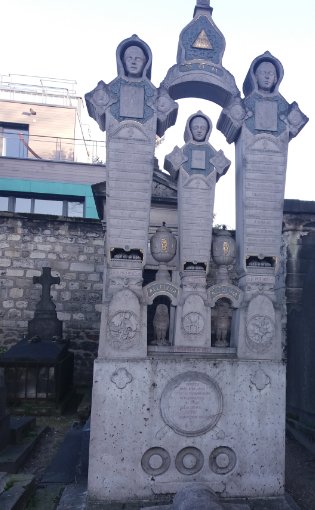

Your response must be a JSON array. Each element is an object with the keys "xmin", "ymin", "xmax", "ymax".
[
  {"xmin": 108, "ymin": 311, "xmax": 139, "ymax": 350},
  {"xmin": 209, "ymin": 446, "xmax": 236, "ymax": 475},
  {"xmin": 182, "ymin": 312, "xmax": 204, "ymax": 335},
  {"xmin": 175, "ymin": 447, "xmax": 204, "ymax": 475},
  {"xmin": 246, "ymin": 314, "xmax": 274, "ymax": 353},
  {"xmin": 160, "ymin": 372, "xmax": 223, "ymax": 436},
  {"xmin": 141, "ymin": 447, "xmax": 171, "ymax": 476}
]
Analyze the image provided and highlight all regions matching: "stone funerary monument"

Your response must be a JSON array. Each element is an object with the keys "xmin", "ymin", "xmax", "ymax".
[{"xmin": 85, "ymin": 0, "xmax": 308, "ymax": 506}]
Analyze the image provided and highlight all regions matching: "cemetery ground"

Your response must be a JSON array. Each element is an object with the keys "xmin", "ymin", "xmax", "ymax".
[{"xmin": 1, "ymin": 409, "xmax": 313, "ymax": 510}]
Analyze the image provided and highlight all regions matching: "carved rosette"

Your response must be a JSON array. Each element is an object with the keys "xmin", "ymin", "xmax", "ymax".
[
  {"xmin": 245, "ymin": 295, "xmax": 275, "ymax": 353},
  {"xmin": 246, "ymin": 314, "xmax": 275, "ymax": 353},
  {"xmin": 108, "ymin": 310, "xmax": 140, "ymax": 351}
]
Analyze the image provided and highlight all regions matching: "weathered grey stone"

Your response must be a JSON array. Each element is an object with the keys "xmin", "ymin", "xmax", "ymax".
[
  {"xmin": 161, "ymin": 2, "xmax": 239, "ymax": 106},
  {"xmin": 88, "ymin": 358, "xmax": 286, "ymax": 502},
  {"xmin": 164, "ymin": 111, "xmax": 230, "ymax": 348},
  {"xmin": 172, "ymin": 484, "xmax": 222, "ymax": 509}
]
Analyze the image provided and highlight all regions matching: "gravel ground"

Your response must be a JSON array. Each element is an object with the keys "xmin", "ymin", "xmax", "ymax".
[{"xmin": 17, "ymin": 418, "xmax": 315, "ymax": 509}]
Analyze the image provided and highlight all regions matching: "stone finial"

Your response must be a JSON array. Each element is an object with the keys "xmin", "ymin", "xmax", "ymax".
[{"xmin": 194, "ymin": 0, "xmax": 213, "ymax": 16}]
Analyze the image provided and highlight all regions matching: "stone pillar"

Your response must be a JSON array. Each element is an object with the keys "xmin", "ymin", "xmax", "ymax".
[
  {"xmin": 85, "ymin": 35, "xmax": 178, "ymax": 357},
  {"xmin": 218, "ymin": 51, "xmax": 308, "ymax": 360},
  {"xmin": 165, "ymin": 111, "xmax": 230, "ymax": 348}
]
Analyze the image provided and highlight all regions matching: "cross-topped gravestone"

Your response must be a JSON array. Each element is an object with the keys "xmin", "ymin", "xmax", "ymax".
[
  {"xmin": 28, "ymin": 267, "xmax": 62, "ymax": 341},
  {"xmin": 33, "ymin": 267, "xmax": 60, "ymax": 312}
]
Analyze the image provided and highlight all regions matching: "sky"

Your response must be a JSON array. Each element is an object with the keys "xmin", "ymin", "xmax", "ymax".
[{"xmin": 2, "ymin": 0, "xmax": 314, "ymax": 227}]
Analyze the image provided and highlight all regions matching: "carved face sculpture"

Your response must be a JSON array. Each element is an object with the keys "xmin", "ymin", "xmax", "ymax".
[
  {"xmin": 123, "ymin": 45, "xmax": 147, "ymax": 78},
  {"xmin": 255, "ymin": 61, "xmax": 277, "ymax": 92},
  {"xmin": 190, "ymin": 116, "xmax": 209, "ymax": 142}
]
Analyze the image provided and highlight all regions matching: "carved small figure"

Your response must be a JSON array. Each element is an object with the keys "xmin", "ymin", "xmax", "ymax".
[
  {"xmin": 214, "ymin": 299, "xmax": 231, "ymax": 347},
  {"xmin": 153, "ymin": 304, "xmax": 170, "ymax": 345}
]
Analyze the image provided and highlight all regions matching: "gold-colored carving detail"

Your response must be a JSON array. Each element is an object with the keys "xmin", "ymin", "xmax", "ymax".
[
  {"xmin": 192, "ymin": 30, "xmax": 213, "ymax": 49},
  {"xmin": 223, "ymin": 241, "xmax": 229, "ymax": 256},
  {"xmin": 161, "ymin": 239, "xmax": 168, "ymax": 252}
]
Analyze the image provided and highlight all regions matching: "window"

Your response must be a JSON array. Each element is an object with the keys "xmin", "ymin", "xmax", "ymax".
[
  {"xmin": 0, "ymin": 196, "xmax": 9, "ymax": 210},
  {"xmin": 15, "ymin": 197, "xmax": 32, "ymax": 213},
  {"xmin": 0, "ymin": 123, "xmax": 29, "ymax": 158},
  {"xmin": 34, "ymin": 199, "xmax": 63, "ymax": 215},
  {"xmin": 0, "ymin": 193, "xmax": 85, "ymax": 217}
]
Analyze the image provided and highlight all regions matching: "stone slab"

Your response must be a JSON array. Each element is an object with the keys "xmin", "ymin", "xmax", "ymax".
[
  {"xmin": 0, "ymin": 425, "xmax": 47, "ymax": 473},
  {"xmin": 56, "ymin": 483, "xmax": 88, "ymax": 510},
  {"xmin": 42, "ymin": 425, "xmax": 83, "ymax": 483},
  {"xmin": 9, "ymin": 415, "xmax": 36, "ymax": 444},
  {"xmin": 88, "ymin": 358, "xmax": 286, "ymax": 503},
  {"xmin": 141, "ymin": 493, "xmax": 300, "ymax": 509}
]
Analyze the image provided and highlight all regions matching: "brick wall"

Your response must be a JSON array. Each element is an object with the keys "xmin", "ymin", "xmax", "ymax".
[{"xmin": 0, "ymin": 212, "xmax": 104, "ymax": 385}]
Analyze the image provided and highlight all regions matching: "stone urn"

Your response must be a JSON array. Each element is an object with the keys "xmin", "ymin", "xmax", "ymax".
[
  {"xmin": 150, "ymin": 223, "xmax": 177, "ymax": 281},
  {"xmin": 212, "ymin": 228, "xmax": 236, "ymax": 283}
]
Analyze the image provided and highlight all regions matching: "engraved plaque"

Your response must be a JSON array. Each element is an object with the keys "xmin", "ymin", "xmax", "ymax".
[
  {"xmin": 255, "ymin": 100, "xmax": 277, "ymax": 132},
  {"xmin": 191, "ymin": 150, "xmax": 206, "ymax": 170},
  {"xmin": 120, "ymin": 84, "xmax": 144, "ymax": 119},
  {"xmin": 160, "ymin": 372, "xmax": 223, "ymax": 436}
]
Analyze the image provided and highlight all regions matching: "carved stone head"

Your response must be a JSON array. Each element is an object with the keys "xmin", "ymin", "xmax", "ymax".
[
  {"xmin": 116, "ymin": 34, "xmax": 152, "ymax": 80},
  {"xmin": 184, "ymin": 110, "xmax": 212, "ymax": 143},
  {"xmin": 254, "ymin": 61, "xmax": 278, "ymax": 92},
  {"xmin": 123, "ymin": 45, "xmax": 147, "ymax": 78},
  {"xmin": 243, "ymin": 51, "xmax": 284, "ymax": 97}
]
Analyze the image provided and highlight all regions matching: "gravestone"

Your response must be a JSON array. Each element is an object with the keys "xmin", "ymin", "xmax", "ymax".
[
  {"xmin": 86, "ymin": 0, "xmax": 307, "ymax": 507},
  {"xmin": 0, "ymin": 267, "xmax": 73, "ymax": 406},
  {"xmin": 28, "ymin": 267, "xmax": 62, "ymax": 341}
]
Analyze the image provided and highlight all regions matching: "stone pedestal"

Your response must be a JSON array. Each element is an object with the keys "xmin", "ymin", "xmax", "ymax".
[
  {"xmin": 88, "ymin": 357, "xmax": 285, "ymax": 504},
  {"xmin": 174, "ymin": 271, "xmax": 211, "ymax": 348}
]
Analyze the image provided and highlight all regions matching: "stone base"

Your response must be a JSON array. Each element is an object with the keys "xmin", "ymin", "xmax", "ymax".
[
  {"xmin": 140, "ymin": 493, "xmax": 299, "ymax": 509},
  {"xmin": 88, "ymin": 357, "xmax": 285, "ymax": 504}
]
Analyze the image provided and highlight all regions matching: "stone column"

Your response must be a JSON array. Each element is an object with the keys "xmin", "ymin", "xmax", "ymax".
[
  {"xmin": 218, "ymin": 51, "xmax": 308, "ymax": 359},
  {"xmin": 165, "ymin": 111, "xmax": 230, "ymax": 348},
  {"xmin": 86, "ymin": 35, "xmax": 178, "ymax": 358}
]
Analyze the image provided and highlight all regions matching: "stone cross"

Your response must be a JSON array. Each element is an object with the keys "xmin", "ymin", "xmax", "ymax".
[{"xmin": 33, "ymin": 267, "xmax": 60, "ymax": 311}]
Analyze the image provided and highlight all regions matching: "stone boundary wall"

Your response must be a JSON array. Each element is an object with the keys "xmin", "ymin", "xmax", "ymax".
[
  {"xmin": 0, "ymin": 212, "xmax": 104, "ymax": 385},
  {"xmin": 283, "ymin": 200, "xmax": 315, "ymax": 430}
]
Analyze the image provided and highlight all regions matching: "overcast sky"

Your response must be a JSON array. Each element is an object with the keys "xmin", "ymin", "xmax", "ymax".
[{"xmin": 2, "ymin": 0, "xmax": 314, "ymax": 227}]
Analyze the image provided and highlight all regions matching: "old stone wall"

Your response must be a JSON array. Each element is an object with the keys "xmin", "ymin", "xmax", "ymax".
[
  {"xmin": 0, "ymin": 212, "xmax": 104, "ymax": 385},
  {"xmin": 283, "ymin": 200, "xmax": 315, "ymax": 431}
]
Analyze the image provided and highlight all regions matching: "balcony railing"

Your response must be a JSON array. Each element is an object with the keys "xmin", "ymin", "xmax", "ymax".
[
  {"xmin": 0, "ymin": 74, "xmax": 80, "ymax": 108},
  {"xmin": 0, "ymin": 132, "xmax": 106, "ymax": 165}
]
